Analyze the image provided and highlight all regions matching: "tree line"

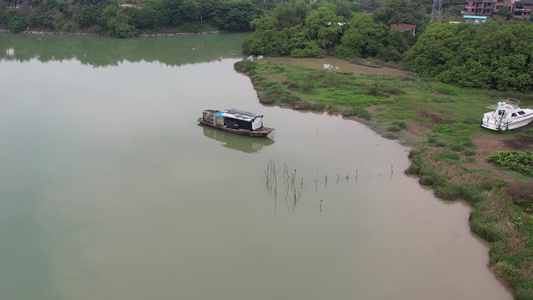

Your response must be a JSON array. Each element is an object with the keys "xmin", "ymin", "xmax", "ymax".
[
  {"xmin": 403, "ymin": 21, "xmax": 533, "ymax": 92},
  {"xmin": 0, "ymin": 0, "xmax": 440, "ymax": 38},
  {"xmin": 243, "ymin": 0, "xmax": 533, "ymax": 92},
  {"xmin": 0, "ymin": 0, "xmax": 264, "ymax": 37}
]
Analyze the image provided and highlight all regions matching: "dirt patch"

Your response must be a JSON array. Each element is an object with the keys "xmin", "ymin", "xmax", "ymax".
[
  {"xmin": 405, "ymin": 120, "xmax": 432, "ymax": 138},
  {"xmin": 419, "ymin": 110, "xmax": 454, "ymax": 124},
  {"xmin": 473, "ymin": 137, "xmax": 510, "ymax": 152},
  {"xmin": 462, "ymin": 136, "xmax": 516, "ymax": 181},
  {"xmin": 503, "ymin": 137, "xmax": 533, "ymax": 151}
]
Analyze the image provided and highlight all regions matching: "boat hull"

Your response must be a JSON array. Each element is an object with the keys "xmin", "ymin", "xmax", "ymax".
[
  {"xmin": 481, "ymin": 100, "xmax": 533, "ymax": 131},
  {"xmin": 198, "ymin": 118, "xmax": 274, "ymax": 137},
  {"xmin": 482, "ymin": 112, "xmax": 533, "ymax": 131}
]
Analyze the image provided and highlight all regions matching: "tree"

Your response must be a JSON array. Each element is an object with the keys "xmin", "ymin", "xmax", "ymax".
[
  {"xmin": 402, "ymin": 22, "xmax": 459, "ymax": 77},
  {"xmin": 373, "ymin": 0, "xmax": 426, "ymax": 28},
  {"xmin": 159, "ymin": 0, "xmax": 185, "ymax": 26},
  {"xmin": 130, "ymin": 6, "xmax": 157, "ymax": 30},
  {"xmin": 197, "ymin": 0, "xmax": 223, "ymax": 21},
  {"xmin": 213, "ymin": 0, "xmax": 262, "ymax": 31},
  {"xmin": 72, "ymin": 4, "xmax": 100, "ymax": 28},
  {"xmin": 305, "ymin": 5, "xmax": 343, "ymax": 49},
  {"xmin": 334, "ymin": 0, "xmax": 361, "ymax": 20},
  {"xmin": 106, "ymin": 8, "xmax": 138, "ymax": 37},
  {"xmin": 272, "ymin": 1, "xmax": 308, "ymax": 29},
  {"xmin": 8, "ymin": 14, "xmax": 26, "ymax": 32},
  {"xmin": 496, "ymin": 6, "xmax": 512, "ymax": 20},
  {"xmin": 405, "ymin": 21, "xmax": 533, "ymax": 92},
  {"xmin": 336, "ymin": 13, "xmax": 388, "ymax": 58}
]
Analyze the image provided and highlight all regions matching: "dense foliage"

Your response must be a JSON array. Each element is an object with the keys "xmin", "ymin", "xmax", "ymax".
[
  {"xmin": 403, "ymin": 21, "xmax": 533, "ymax": 92},
  {"xmin": 487, "ymin": 150, "xmax": 533, "ymax": 176},
  {"xmin": 240, "ymin": 0, "xmax": 533, "ymax": 92},
  {"xmin": 0, "ymin": 0, "xmax": 263, "ymax": 37},
  {"xmin": 242, "ymin": 3, "xmax": 417, "ymax": 61}
]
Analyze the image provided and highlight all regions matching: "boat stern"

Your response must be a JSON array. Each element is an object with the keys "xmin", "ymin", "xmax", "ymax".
[{"xmin": 481, "ymin": 112, "xmax": 499, "ymax": 131}]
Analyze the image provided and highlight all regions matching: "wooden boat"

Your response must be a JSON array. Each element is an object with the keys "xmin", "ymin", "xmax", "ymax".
[
  {"xmin": 198, "ymin": 109, "xmax": 274, "ymax": 137},
  {"xmin": 481, "ymin": 98, "xmax": 533, "ymax": 131}
]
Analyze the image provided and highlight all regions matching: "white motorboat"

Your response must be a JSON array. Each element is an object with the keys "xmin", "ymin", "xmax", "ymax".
[{"xmin": 481, "ymin": 98, "xmax": 533, "ymax": 131}]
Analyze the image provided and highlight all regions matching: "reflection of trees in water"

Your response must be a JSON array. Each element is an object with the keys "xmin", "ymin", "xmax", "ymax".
[{"xmin": 0, "ymin": 33, "xmax": 250, "ymax": 67}]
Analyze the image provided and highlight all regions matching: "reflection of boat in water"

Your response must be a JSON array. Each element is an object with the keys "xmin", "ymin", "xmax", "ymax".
[
  {"xmin": 481, "ymin": 99, "xmax": 533, "ymax": 131},
  {"xmin": 198, "ymin": 109, "xmax": 274, "ymax": 137},
  {"xmin": 201, "ymin": 126, "xmax": 275, "ymax": 153}
]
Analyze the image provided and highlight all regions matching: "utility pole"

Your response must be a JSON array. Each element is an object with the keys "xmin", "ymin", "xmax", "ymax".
[{"xmin": 430, "ymin": 0, "xmax": 443, "ymax": 23}]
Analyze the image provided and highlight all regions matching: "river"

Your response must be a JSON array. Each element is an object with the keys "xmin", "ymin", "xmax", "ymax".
[{"xmin": 0, "ymin": 32, "xmax": 512, "ymax": 300}]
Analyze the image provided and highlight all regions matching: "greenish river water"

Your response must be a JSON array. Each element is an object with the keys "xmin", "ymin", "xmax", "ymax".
[{"xmin": 0, "ymin": 33, "xmax": 513, "ymax": 300}]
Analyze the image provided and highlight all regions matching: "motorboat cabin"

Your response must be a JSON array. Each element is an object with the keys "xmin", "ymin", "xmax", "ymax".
[
  {"xmin": 481, "ymin": 99, "xmax": 533, "ymax": 131},
  {"xmin": 198, "ymin": 109, "xmax": 274, "ymax": 137}
]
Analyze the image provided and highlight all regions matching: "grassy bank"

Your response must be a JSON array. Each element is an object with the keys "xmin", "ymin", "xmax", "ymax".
[{"xmin": 235, "ymin": 60, "xmax": 533, "ymax": 299}]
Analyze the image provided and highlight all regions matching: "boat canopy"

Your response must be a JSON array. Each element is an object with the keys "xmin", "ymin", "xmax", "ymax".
[{"xmin": 215, "ymin": 109, "xmax": 264, "ymax": 122}]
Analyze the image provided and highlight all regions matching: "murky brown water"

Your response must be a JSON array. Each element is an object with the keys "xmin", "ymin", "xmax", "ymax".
[
  {"xmin": 261, "ymin": 56, "xmax": 410, "ymax": 76},
  {"xmin": 0, "ymin": 33, "xmax": 512, "ymax": 300}
]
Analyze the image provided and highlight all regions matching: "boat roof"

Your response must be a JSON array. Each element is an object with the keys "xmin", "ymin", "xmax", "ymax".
[{"xmin": 215, "ymin": 109, "xmax": 263, "ymax": 122}]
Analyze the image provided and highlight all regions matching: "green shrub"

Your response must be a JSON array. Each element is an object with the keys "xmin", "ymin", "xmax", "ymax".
[
  {"xmin": 463, "ymin": 149, "xmax": 476, "ymax": 156},
  {"xmin": 8, "ymin": 15, "xmax": 27, "ymax": 33},
  {"xmin": 387, "ymin": 125, "xmax": 401, "ymax": 132},
  {"xmin": 449, "ymin": 143, "xmax": 464, "ymax": 151},
  {"xmin": 462, "ymin": 157, "xmax": 476, "ymax": 163},
  {"xmin": 342, "ymin": 107, "xmax": 372, "ymax": 120},
  {"xmin": 434, "ymin": 184, "xmax": 462, "ymax": 200},
  {"xmin": 392, "ymin": 120, "xmax": 408, "ymax": 129},
  {"xmin": 488, "ymin": 151, "xmax": 533, "ymax": 176},
  {"xmin": 366, "ymin": 85, "xmax": 388, "ymax": 97},
  {"xmin": 435, "ymin": 152, "xmax": 460, "ymax": 161},
  {"xmin": 312, "ymin": 103, "xmax": 326, "ymax": 111},
  {"xmin": 267, "ymin": 65, "xmax": 285, "ymax": 74},
  {"xmin": 435, "ymin": 87, "xmax": 459, "ymax": 96},
  {"xmin": 384, "ymin": 132, "xmax": 400, "ymax": 140},
  {"xmin": 296, "ymin": 101, "xmax": 312, "ymax": 110},
  {"xmin": 234, "ymin": 61, "xmax": 257, "ymax": 73},
  {"xmin": 433, "ymin": 124, "xmax": 456, "ymax": 134}
]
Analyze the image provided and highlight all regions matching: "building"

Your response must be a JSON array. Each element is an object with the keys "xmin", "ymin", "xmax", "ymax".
[
  {"xmin": 119, "ymin": 4, "xmax": 141, "ymax": 8},
  {"xmin": 513, "ymin": 0, "xmax": 533, "ymax": 18},
  {"xmin": 390, "ymin": 24, "xmax": 417, "ymax": 36},
  {"xmin": 461, "ymin": 0, "xmax": 532, "ymax": 18},
  {"xmin": 462, "ymin": 0, "xmax": 493, "ymax": 15},
  {"xmin": 493, "ymin": 0, "xmax": 514, "ymax": 16},
  {"xmin": 463, "ymin": 15, "xmax": 488, "ymax": 22}
]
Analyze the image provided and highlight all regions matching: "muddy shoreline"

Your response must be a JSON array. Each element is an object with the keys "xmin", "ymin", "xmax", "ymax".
[{"xmin": 0, "ymin": 28, "xmax": 220, "ymax": 37}]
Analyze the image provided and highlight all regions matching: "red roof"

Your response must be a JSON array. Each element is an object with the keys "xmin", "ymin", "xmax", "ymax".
[{"xmin": 390, "ymin": 24, "xmax": 417, "ymax": 31}]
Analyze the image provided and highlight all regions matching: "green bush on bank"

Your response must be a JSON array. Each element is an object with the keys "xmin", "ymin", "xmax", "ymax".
[
  {"xmin": 487, "ymin": 150, "xmax": 533, "ymax": 176},
  {"xmin": 342, "ymin": 107, "xmax": 372, "ymax": 120}
]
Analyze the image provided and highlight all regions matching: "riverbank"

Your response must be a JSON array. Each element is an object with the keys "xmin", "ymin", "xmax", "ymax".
[
  {"xmin": 235, "ymin": 59, "xmax": 533, "ymax": 300},
  {"xmin": 0, "ymin": 28, "xmax": 220, "ymax": 37}
]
